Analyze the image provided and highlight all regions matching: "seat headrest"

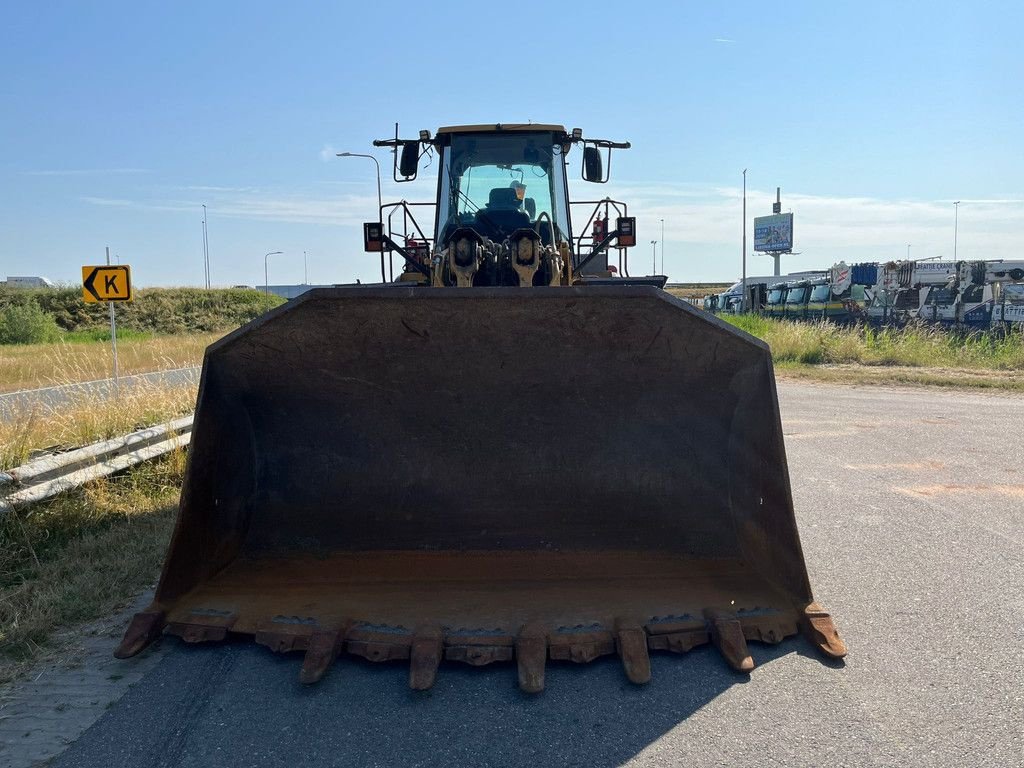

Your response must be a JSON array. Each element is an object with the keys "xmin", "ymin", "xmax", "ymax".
[{"xmin": 487, "ymin": 187, "xmax": 520, "ymax": 208}]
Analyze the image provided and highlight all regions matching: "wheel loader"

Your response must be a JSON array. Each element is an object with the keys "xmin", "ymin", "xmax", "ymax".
[{"xmin": 117, "ymin": 123, "xmax": 845, "ymax": 691}]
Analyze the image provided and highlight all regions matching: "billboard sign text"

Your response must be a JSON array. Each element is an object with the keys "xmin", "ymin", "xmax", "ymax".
[{"xmin": 753, "ymin": 213, "xmax": 794, "ymax": 253}]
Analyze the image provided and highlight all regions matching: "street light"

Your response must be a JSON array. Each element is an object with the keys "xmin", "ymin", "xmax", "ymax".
[
  {"xmin": 336, "ymin": 152, "xmax": 383, "ymax": 221},
  {"xmin": 304, "ymin": 250, "xmax": 308, "ymax": 285},
  {"xmin": 907, "ymin": 243, "xmax": 912, "ymax": 260},
  {"xmin": 338, "ymin": 152, "xmax": 385, "ymax": 282},
  {"xmin": 650, "ymin": 240, "xmax": 657, "ymax": 274},
  {"xmin": 660, "ymin": 218, "xmax": 665, "ymax": 275},
  {"xmin": 953, "ymin": 201, "xmax": 960, "ymax": 260},
  {"xmin": 741, "ymin": 169, "xmax": 747, "ymax": 312},
  {"xmin": 264, "ymin": 251, "xmax": 283, "ymax": 295}
]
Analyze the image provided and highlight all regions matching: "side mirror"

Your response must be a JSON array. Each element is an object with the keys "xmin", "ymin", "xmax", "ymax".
[
  {"xmin": 399, "ymin": 140, "xmax": 419, "ymax": 178},
  {"xmin": 582, "ymin": 146, "xmax": 603, "ymax": 182}
]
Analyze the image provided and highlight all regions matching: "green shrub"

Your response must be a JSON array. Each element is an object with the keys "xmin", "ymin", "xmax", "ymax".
[
  {"xmin": 0, "ymin": 285, "xmax": 285, "ymax": 337},
  {"xmin": 0, "ymin": 302, "xmax": 60, "ymax": 344}
]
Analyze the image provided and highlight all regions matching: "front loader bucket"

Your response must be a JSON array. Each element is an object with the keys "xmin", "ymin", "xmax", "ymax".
[{"xmin": 117, "ymin": 286, "xmax": 845, "ymax": 690}]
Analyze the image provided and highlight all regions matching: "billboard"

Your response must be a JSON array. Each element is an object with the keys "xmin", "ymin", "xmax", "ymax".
[{"xmin": 753, "ymin": 213, "xmax": 794, "ymax": 253}]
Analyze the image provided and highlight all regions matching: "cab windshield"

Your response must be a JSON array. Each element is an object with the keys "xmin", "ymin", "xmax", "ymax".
[
  {"xmin": 436, "ymin": 132, "xmax": 570, "ymax": 247},
  {"xmin": 924, "ymin": 287, "xmax": 956, "ymax": 306},
  {"xmin": 786, "ymin": 286, "xmax": 808, "ymax": 304},
  {"xmin": 1003, "ymin": 284, "xmax": 1024, "ymax": 304},
  {"xmin": 809, "ymin": 284, "xmax": 831, "ymax": 302},
  {"xmin": 767, "ymin": 288, "xmax": 784, "ymax": 304}
]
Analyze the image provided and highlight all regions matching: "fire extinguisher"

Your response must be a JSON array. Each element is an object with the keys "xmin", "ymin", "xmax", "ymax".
[{"xmin": 593, "ymin": 216, "xmax": 607, "ymax": 246}]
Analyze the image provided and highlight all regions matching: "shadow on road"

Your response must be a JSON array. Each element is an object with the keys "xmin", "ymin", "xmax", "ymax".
[{"xmin": 54, "ymin": 636, "xmax": 820, "ymax": 768}]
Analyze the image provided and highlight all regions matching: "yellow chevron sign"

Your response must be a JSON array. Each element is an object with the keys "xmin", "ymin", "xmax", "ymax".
[{"xmin": 82, "ymin": 265, "xmax": 133, "ymax": 303}]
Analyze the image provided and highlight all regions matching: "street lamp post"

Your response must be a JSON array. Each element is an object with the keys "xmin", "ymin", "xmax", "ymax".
[
  {"xmin": 660, "ymin": 218, "xmax": 665, "ymax": 275},
  {"xmin": 304, "ymin": 250, "xmax": 308, "ymax": 285},
  {"xmin": 953, "ymin": 201, "xmax": 960, "ymax": 260},
  {"xmin": 650, "ymin": 240, "xmax": 657, "ymax": 274},
  {"xmin": 337, "ymin": 152, "xmax": 384, "ymax": 282},
  {"xmin": 264, "ymin": 251, "xmax": 283, "ymax": 295},
  {"xmin": 741, "ymin": 169, "xmax": 747, "ymax": 313},
  {"xmin": 907, "ymin": 243, "xmax": 912, "ymax": 260}
]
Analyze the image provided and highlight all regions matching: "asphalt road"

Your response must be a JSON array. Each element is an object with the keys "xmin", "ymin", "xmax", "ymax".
[
  {"xmin": 49, "ymin": 381, "xmax": 1024, "ymax": 767},
  {"xmin": 0, "ymin": 367, "xmax": 200, "ymax": 420}
]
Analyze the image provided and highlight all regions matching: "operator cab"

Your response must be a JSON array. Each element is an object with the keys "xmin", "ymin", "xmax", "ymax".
[
  {"xmin": 361, "ymin": 123, "xmax": 658, "ymax": 287},
  {"xmin": 433, "ymin": 126, "xmax": 571, "ymax": 249}
]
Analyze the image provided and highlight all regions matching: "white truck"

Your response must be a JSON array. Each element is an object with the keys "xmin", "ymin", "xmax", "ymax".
[
  {"xmin": 962, "ymin": 260, "xmax": 1024, "ymax": 328},
  {"xmin": 865, "ymin": 261, "xmax": 958, "ymax": 325},
  {"xmin": 712, "ymin": 271, "xmax": 826, "ymax": 315}
]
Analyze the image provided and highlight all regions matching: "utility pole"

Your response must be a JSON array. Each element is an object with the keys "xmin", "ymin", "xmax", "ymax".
[
  {"xmin": 953, "ymin": 201, "xmax": 960, "ymax": 260},
  {"xmin": 304, "ymin": 250, "xmax": 308, "ymax": 285},
  {"xmin": 741, "ymin": 169, "xmax": 747, "ymax": 313},
  {"xmin": 650, "ymin": 240, "xmax": 657, "ymax": 274},
  {"xmin": 907, "ymin": 243, "xmax": 912, "ymax": 260}
]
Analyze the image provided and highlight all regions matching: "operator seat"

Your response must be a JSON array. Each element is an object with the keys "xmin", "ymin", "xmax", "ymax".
[{"xmin": 475, "ymin": 187, "xmax": 531, "ymax": 239}]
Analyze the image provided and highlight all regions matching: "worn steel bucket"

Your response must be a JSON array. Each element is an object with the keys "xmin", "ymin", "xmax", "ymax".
[{"xmin": 116, "ymin": 286, "xmax": 844, "ymax": 690}]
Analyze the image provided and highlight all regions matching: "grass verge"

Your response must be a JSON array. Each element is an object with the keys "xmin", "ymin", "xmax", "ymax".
[
  {"xmin": 722, "ymin": 315, "xmax": 1024, "ymax": 390},
  {"xmin": 0, "ymin": 453, "xmax": 182, "ymax": 684},
  {"xmin": 0, "ymin": 332, "xmax": 219, "ymax": 394},
  {"xmin": 774, "ymin": 362, "xmax": 1024, "ymax": 391},
  {"xmin": 1, "ymin": 379, "xmax": 197, "ymax": 470}
]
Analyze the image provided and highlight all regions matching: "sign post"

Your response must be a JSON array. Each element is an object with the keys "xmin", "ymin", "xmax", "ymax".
[{"xmin": 82, "ymin": 252, "xmax": 133, "ymax": 397}]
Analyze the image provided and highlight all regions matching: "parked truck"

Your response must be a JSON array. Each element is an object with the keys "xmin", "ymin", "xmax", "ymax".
[{"xmin": 865, "ymin": 261, "xmax": 958, "ymax": 325}]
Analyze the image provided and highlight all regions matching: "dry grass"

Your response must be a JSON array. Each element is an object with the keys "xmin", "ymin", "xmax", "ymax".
[
  {"xmin": 0, "ymin": 453, "xmax": 183, "ymax": 682},
  {"xmin": 0, "ymin": 332, "xmax": 220, "ymax": 394},
  {"xmin": 0, "ymin": 379, "xmax": 197, "ymax": 470},
  {"xmin": 774, "ymin": 362, "xmax": 1024, "ymax": 391},
  {"xmin": 725, "ymin": 315, "xmax": 1024, "ymax": 372},
  {"xmin": 665, "ymin": 284, "xmax": 729, "ymax": 300}
]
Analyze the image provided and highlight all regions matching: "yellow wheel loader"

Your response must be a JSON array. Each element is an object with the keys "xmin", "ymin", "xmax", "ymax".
[{"xmin": 117, "ymin": 123, "xmax": 845, "ymax": 691}]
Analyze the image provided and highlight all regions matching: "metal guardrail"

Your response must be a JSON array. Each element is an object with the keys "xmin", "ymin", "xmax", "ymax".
[{"xmin": 0, "ymin": 415, "xmax": 193, "ymax": 514}]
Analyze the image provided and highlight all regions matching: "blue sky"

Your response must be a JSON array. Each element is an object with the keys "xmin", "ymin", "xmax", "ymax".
[{"xmin": 1, "ymin": 1, "xmax": 1021, "ymax": 286}]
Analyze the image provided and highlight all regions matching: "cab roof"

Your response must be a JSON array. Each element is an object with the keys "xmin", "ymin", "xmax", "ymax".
[{"xmin": 436, "ymin": 124, "xmax": 567, "ymax": 135}]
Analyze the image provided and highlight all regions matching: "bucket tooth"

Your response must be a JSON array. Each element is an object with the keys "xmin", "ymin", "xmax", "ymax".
[
  {"xmin": 615, "ymin": 621, "xmax": 651, "ymax": 685},
  {"xmin": 705, "ymin": 609, "xmax": 755, "ymax": 672},
  {"xmin": 114, "ymin": 609, "xmax": 165, "ymax": 659},
  {"xmin": 801, "ymin": 602, "xmax": 847, "ymax": 659},
  {"xmin": 515, "ymin": 624, "xmax": 547, "ymax": 694},
  {"xmin": 409, "ymin": 626, "xmax": 443, "ymax": 691},
  {"xmin": 299, "ymin": 628, "xmax": 345, "ymax": 685}
]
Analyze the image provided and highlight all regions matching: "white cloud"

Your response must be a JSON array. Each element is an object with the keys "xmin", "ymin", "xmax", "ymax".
[{"xmin": 23, "ymin": 168, "xmax": 150, "ymax": 176}]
